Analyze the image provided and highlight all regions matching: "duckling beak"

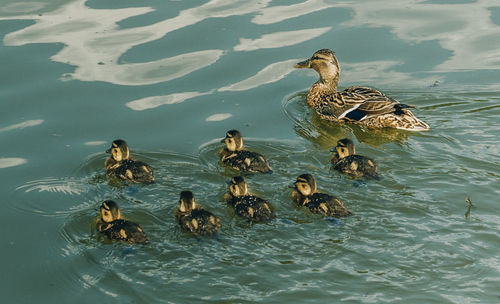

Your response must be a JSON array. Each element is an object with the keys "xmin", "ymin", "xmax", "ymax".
[
  {"xmin": 330, "ymin": 147, "xmax": 337, "ymax": 152},
  {"xmin": 294, "ymin": 59, "xmax": 310, "ymax": 69},
  {"xmin": 288, "ymin": 183, "xmax": 296, "ymax": 189},
  {"xmin": 220, "ymin": 138, "xmax": 226, "ymax": 143},
  {"xmin": 225, "ymin": 179, "xmax": 232, "ymax": 185},
  {"xmin": 105, "ymin": 148, "xmax": 111, "ymax": 153}
]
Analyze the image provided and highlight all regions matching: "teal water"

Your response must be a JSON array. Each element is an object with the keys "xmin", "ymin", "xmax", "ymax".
[{"xmin": 1, "ymin": 0, "xmax": 500, "ymax": 303}]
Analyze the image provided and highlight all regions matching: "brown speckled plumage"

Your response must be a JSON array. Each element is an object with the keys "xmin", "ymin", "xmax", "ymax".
[
  {"xmin": 292, "ymin": 174, "xmax": 352, "ymax": 218},
  {"xmin": 295, "ymin": 49, "xmax": 430, "ymax": 131},
  {"xmin": 224, "ymin": 176, "xmax": 275, "ymax": 222}
]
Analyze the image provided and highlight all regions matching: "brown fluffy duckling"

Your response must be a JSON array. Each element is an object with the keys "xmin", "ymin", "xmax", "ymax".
[
  {"xmin": 175, "ymin": 191, "xmax": 221, "ymax": 236},
  {"xmin": 219, "ymin": 130, "xmax": 272, "ymax": 174},
  {"xmin": 331, "ymin": 138, "xmax": 378, "ymax": 179},
  {"xmin": 96, "ymin": 200, "xmax": 147, "ymax": 244},
  {"xmin": 224, "ymin": 176, "xmax": 275, "ymax": 222},
  {"xmin": 105, "ymin": 139, "xmax": 154, "ymax": 184},
  {"xmin": 292, "ymin": 174, "xmax": 352, "ymax": 218}
]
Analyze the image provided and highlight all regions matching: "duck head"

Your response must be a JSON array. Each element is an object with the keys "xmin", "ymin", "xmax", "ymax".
[
  {"xmin": 221, "ymin": 129, "xmax": 244, "ymax": 152},
  {"xmin": 295, "ymin": 49, "xmax": 340, "ymax": 88},
  {"xmin": 106, "ymin": 139, "xmax": 130, "ymax": 161},
  {"xmin": 228, "ymin": 176, "xmax": 249, "ymax": 197},
  {"xmin": 331, "ymin": 138, "xmax": 356, "ymax": 159},
  {"xmin": 293, "ymin": 174, "xmax": 317, "ymax": 196},
  {"xmin": 178, "ymin": 191, "xmax": 198, "ymax": 213},
  {"xmin": 100, "ymin": 200, "xmax": 122, "ymax": 223}
]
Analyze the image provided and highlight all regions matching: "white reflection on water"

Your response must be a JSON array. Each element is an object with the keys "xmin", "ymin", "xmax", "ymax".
[
  {"xmin": 234, "ymin": 27, "xmax": 331, "ymax": 51},
  {"xmin": 0, "ymin": 157, "xmax": 27, "ymax": 168},
  {"xmin": 219, "ymin": 59, "xmax": 298, "ymax": 91},
  {"xmin": 252, "ymin": 0, "xmax": 339, "ymax": 25},
  {"xmin": 0, "ymin": 2, "xmax": 47, "ymax": 14},
  {"xmin": 341, "ymin": 60, "xmax": 438, "ymax": 86},
  {"xmin": 16, "ymin": 177, "xmax": 85, "ymax": 195},
  {"xmin": 2, "ymin": 0, "xmax": 500, "ymax": 88},
  {"xmin": 1, "ymin": 0, "xmax": 273, "ymax": 85},
  {"xmin": 256, "ymin": 0, "xmax": 500, "ymax": 71},
  {"xmin": 125, "ymin": 91, "xmax": 213, "ymax": 111},
  {"xmin": 205, "ymin": 113, "xmax": 232, "ymax": 121},
  {"xmin": 339, "ymin": 0, "xmax": 500, "ymax": 71},
  {"xmin": 0, "ymin": 119, "xmax": 43, "ymax": 132}
]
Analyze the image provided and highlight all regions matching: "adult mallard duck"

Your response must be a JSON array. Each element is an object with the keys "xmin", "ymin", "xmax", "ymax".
[
  {"xmin": 219, "ymin": 130, "xmax": 273, "ymax": 174},
  {"xmin": 291, "ymin": 174, "xmax": 353, "ymax": 218},
  {"xmin": 224, "ymin": 176, "xmax": 275, "ymax": 222},
  {"xmin": 96, "ymin": 200, "xmax": 148, "ymax": 244},
  {"xmin": 105, "ymin": 139, "xmax": 155, "ymax": 184},
  {"xmin": 331, "ymin": 138, "xmax": 378, "ymax": 179},
  {"xmin": 295, "ymin": 49, "xmax": 430, "ymax": 131}
]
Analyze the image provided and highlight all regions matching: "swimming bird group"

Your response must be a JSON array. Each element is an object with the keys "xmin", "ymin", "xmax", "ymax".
[{"xmin": 96, "ymin": 49, "xmax": 429, "ymax": 243}]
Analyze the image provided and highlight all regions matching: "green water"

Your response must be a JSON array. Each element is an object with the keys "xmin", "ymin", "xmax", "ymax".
[{"xmin": 1, "ymin": 0, "xmax": 500, "ymax": 303}]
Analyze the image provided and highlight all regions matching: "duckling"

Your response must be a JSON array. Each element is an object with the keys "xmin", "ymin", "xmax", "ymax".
[
  {"xmin": 96, "ymin": 200, "xmax": 147, "ymax": 244},
  {"xmin": 105, "ymin": 139, "xmax": 154, "ymax": 184},
  {"xmin": 219, "ymin": 130, "xmax": 272, "ymax": 174},
  {"xmin": 331, "ymin": 138, "xmax": 378, "ymax": 179},
  {"xmin": 295, "ymin": 49, "xmax": 430, "ymax": 131},
  {"xmin": 175, "ymin": 191, "xmax": 221, "ymax": 236},
  {"xmin": 224, "ymin": 176, "xmax": 275, "ymax": 222},
  {"xmin": 292, "ymin": 174, "xmax": 352, "ymax": 218}
]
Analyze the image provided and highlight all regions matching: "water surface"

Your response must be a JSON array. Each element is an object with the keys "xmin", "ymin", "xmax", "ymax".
[{"xmin": 1, "ymin": 0, "xmax": 500, "ymax": 303}]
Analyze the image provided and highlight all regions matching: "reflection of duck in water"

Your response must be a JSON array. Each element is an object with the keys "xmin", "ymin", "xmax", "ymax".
[
  {"xmin": 175, "ymin": 191, "xmax": 221, "ymax": 236},
  {"xmin": 293, "ymin": 112, "xmax": 409, "ymax": 149},
  {"xmin": 96, "ymin": 200, "xmax": 148, "ymax": 244},
  {"xmin": 291, "ymin": 174, "xmax": 352, "ymax": 218},
  {"xmin": 331, "ymin": 138, "xmax": 378, "ymax": 179},
  {"xmin": 224, "ymin": 176, "xmax": 275, "ymax": 222},
  {"xmin": 105, "ymin": 139, "xmax": 154, "ymax": 184},
  {"xmin": 295, "ymin": 49, "xmax": 429, "ymax": 131},
  {"xmin": 219, "ymin": 130, "xmax": 273, "ymax": 174}
]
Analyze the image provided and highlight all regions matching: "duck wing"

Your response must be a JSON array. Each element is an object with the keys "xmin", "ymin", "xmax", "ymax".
[{"xmin": 338, "ymin": 86, "xmax": 414, "ymax": 119}]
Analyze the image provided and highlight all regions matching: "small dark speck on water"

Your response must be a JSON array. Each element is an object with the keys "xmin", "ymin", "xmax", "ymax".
[
  {"xmin": 429, "ymin": 80, "xmax": 440, "ymax": 87},
  {"xmin": 465, "ymin": 196, "xmax": 473, "ymax": 219}
]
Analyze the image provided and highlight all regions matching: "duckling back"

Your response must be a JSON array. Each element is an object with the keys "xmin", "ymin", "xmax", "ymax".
[
  {"xmin": 332, "ymin": 154, "xmax": 378, "ymax": 179},
  {"xmin": 176, "ymin": 209, "xmax": 221, "ymax": 236},
  {"xmin": 220, "ymin": 149, "xmax": 272, "ymax": 173},
  {"xmin": 98, "ymin": 219, "xmax": 148, "ymax": 244},
  {"xmin": 106, "ymin": 159, "xmax": 155, "ymax": 184},
  {"xmin": 307, "ymin": 193, "xmax": 353, "ymax": 218},
  {"xmin": 230, "ymin": 195, "xmax": 275, "ymax": 222}
]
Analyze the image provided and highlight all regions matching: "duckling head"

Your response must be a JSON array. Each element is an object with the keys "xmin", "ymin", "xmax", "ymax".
[
  {"xmin": 294, "ymin": 174, "xmax": 317, "ymax": 196},
  {"xmin": 295, "ymin": 49, "xmax": 340, "ymax": 88},
  {"xmin": 178, "ymin": 191, "xmax": 198, "ymax": 213},
  {"xmin": 106, "ymin": 139, "xmax": 130, "ymax": 161},
  {"xmin": 228, "ymin": 176, "xmax": 249, "ymax": 197},
  {"xmin": 100, "ymin": 200, "xmax": 122, "ymax": 223},
  {"xmin": 332, "ymin": 138, "xmax": 356, "ymax": 159},
  {"xmin": 221, "ymin": 129, "xmax": 244, "ymax": 152}
]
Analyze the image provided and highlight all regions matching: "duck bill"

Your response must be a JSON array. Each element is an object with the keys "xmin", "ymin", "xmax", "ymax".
[{"xmin": 294, "ymin": 59, "xmax": 310, "ymax": 69}]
